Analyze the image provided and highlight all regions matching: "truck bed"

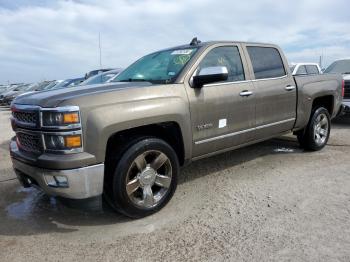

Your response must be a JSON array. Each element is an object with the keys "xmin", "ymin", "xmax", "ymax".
[{"xmin": 293, "ymin": 73, "xmax": 343, "ymax": 130}]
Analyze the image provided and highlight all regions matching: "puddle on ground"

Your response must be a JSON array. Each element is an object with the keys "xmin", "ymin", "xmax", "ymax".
[
  {"xmin": 5, "ymin": 187, "xmax": 59, "ymax": 220},
  {"xmin": 2, "ymin": 184, "xmax": 191, "ymax": 237}
]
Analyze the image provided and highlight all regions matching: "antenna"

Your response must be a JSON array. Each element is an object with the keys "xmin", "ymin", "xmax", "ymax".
[
  {"xmin": 98, "ymin": 32, "xmax": 102, "ymax": 68},
  {"xmin": 190, "ymin": 37, "xmax": 201, "ymax": 46}
]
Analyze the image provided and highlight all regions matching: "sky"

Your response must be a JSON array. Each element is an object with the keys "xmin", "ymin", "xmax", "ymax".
[{"xmin": 0, "ymin": 0, "xmax": 350, "ymax": 84}]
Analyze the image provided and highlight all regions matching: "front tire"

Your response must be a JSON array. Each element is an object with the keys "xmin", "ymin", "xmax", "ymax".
[
  {"xmin": 110, "ymin": 137, "xmax": 179, "ymax": 218},
  {"xmin": 297, "ymin": 107, "xmax": 331, "ymax": 151}
]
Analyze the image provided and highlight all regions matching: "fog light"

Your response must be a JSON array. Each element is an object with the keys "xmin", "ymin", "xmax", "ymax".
[
  {"xmin": 45, "ymin": 175, "xmax": 68, "ymax": 188},
  {"xmin": 65, "ymin": 135, "xmax": 82, "ymax": 148},
  {"xmin": 44, "ymin": 134, "xmax": 82, "ymax": 151}
]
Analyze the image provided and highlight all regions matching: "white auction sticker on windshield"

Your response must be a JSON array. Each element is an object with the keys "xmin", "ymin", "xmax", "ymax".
[{"xmin": 171, "ymin": 49, "xmax": 193, "ymax": 55}]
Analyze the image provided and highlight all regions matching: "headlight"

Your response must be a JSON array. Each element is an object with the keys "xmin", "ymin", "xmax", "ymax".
[
  {"xmin": 41, "ymin": 107, "xmax": 80, "ymax": 128},
  {"xmin": 44, "ymin": 134, "xmax": 82, "ymax": 151}
]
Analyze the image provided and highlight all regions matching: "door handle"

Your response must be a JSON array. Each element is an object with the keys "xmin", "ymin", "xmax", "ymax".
[
  {"xmin": 239, "ymin": 90, "xmax": 253, "ymax": 97},
  {"xmin": 285, "ymin": 85, "xmax": 296, "ymax": 91}
]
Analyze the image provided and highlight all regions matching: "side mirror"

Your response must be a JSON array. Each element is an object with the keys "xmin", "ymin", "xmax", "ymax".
[{"xmin": 192, "ymin": 66, "xmax": 228, "ymax": 88}]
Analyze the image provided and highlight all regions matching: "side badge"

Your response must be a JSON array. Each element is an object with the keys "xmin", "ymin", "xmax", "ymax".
[{"xmin": 197, "ymin": 123, "xmax": 213, "ymax": 131}]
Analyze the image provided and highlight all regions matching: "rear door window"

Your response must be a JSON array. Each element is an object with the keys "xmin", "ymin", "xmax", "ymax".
[
  {"xmin": 305, "ymin": 65, "xmax": 319, "ymax": 75},
  {"xmin": 247, "ymin": 47, "xmax": 286, "ymax": 79}
]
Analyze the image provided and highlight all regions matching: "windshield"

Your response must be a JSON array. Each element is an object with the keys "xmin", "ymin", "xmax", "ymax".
[
  {"xmin": 289, "ymin": 65, "xmax": 296, "ymax": 73},
  {"xmin": 15, "ymin": 84, "xmax": 31, "ymax": 91},
  {"xmin": 324, "ymin": 60, "xmax": 350, "ymax": 74},
  {"xmin": 112, "ymin": 48, "xmax": 198, "ymax": 84},
  {"xmin": 51, "ymin": 79, "xmax": 74, "ymax": 89},
  {"xmin": 43, "ymin": 81, "xmax": 60, "ymax": 90},
  {"xmin": 24, "ymin": 84, "xmax": 36, "ymax": 91}
]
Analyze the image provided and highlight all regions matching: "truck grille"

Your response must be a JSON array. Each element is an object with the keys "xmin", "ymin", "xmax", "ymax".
[
  {"xmin": 12, "ymin": 111, "xmax": 38, "ymax": 125},
  {"xmin": 344, "ymin": 80, "xmax": 350, "ymax": 99},
  {"xmin": 16, "ymin": 132, "xmax": 42, "ymax": 153}
]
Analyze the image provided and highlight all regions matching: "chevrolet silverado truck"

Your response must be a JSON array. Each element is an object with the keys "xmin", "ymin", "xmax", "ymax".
[{"xmin": 10, "ymin": 39, "xmax": 343, "ymax": 218}]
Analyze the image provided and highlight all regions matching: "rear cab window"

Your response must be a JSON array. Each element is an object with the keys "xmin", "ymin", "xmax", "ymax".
[
  {"xmin": 296, "ymin": 65, "xmax": 307, "ymax": 75},
  {"xmin": 246, "ymin": 46, "xmax": 286, "ymax": 79},
  {"xmin": 305, "ymin": 65, "xmax": 319, "ymax": 75}
]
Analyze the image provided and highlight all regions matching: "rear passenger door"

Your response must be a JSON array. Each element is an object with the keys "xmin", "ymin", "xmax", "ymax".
[{"xmin": 244, "ymin": 45, "xmax": 297, "ymax": 138}]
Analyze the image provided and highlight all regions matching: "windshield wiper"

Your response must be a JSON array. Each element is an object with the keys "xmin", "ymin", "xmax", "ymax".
[{"xmin": 343, "ymin": 72, "xmax": 350, "ymax": 74}]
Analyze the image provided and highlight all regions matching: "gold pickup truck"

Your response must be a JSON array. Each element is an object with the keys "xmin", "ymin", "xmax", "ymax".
[{"xmin": 10, "ymin": 39, "xmax": 343, "ymax": 218}]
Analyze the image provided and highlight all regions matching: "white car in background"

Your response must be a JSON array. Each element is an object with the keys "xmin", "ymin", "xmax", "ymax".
[{"xmin": 289, "ymin": 63, "xmax": 322, "ymax": 76}]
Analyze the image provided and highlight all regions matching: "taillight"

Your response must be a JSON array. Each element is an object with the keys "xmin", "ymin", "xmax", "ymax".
[{"xmin": 342, "ymin": 80, "xmax": 345, "ymax": 97}]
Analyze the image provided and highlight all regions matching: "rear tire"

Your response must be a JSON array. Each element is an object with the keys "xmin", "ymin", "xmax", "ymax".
[
  {"xmin": 297, "ymin": 107, "xmax": 330, "ymax": 151},
  {"xmin": 108, "ymin": 137, "xmax": 179, "ymax": 218}
]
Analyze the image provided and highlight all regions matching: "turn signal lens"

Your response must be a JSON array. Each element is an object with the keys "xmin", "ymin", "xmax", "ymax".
[
  {"xmin": 65, "ymin": 135, "xmax": 82, "ymax": 148},
  {"xmin": 63, "ymin": 112, "xmax": 79, "ymax": 124}
]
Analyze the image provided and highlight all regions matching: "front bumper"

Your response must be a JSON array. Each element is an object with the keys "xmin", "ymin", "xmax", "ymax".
[
  {"xmin": 11, "ymin": 140, "xmax": 105, "ymax": 199},
  {"xmin": 12, "ymin": 158, "xmax": 104, "ymax": 199}
]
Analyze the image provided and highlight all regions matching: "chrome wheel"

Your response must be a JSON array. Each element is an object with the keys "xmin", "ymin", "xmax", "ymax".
[
  {"xmin": 314, "ymin": 113, "xmax": 329, "ymax": 145},
  {"xmin": 125, "ymin": 150, "xmax": 172, "ymax": 208}
]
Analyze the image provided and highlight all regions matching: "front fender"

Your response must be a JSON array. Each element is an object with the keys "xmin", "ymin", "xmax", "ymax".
[{"xmin": 83, "ymin": 97, "xmax": 192, "ymax": 163}]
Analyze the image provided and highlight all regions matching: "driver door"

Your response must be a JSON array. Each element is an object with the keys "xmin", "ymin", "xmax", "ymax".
[{"xmin": 184, "ymin": 44, "xmax": 256, "ymax": 158}]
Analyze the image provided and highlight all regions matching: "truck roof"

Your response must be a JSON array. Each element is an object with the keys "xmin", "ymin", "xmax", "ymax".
[{"xmin": 161, "ymin": 40, "xmax": 279, "ymax": 52}]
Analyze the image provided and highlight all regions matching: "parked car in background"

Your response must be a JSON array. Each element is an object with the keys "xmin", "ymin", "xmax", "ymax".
[
  {"xmin": 80, "ymin": 69, "xmax": 123, "ymax": 86},
  {"xmin": 31, "ymin": 81, "xmax": 55, "ymax": 91},
  {"xmin": 289, "ymin": 63, "xmax": 322, "ymax": 76},
  {"xmin": 324, "ymin": 59, "xmax": 350, "ymax": 114},
  {"xmin": 41, "ymin": 80, "xmax": 63, "ymax": 91},
  {"xmin": 0, "ymin": 83, "xmax": 33, "ymax": 105},
  {"xmin": 48, "ymin": 78, "xmax": 85, "ymax": 90},
  {"xmin": 0, "ymin": 85, "xmax": 7, "ymax": 92},
  {"xmin": 0, "ymin": 82, "xmax": 56, "ymax": 105},
  {"xmin": 84, "ymin": 68, "xmax": 114, "ymax": 80},
  {"xmin": 0, "ymin": 85, "xmax": 10, "ymax": 94},
  {"xmin": 0, "ymin": 83, "xmax": 24, "ymax": 95},
  {"xmin": 10, "ymin": 40, "xmax": 342, "ymax": 218}
]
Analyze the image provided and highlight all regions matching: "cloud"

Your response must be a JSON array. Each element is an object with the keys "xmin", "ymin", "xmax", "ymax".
[{"xmin": 0, "ymin": 0, "xmax": 349, "ymax": 83}]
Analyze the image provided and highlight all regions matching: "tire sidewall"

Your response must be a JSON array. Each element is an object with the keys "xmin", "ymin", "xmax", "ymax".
[{"xmin": 112, "ymin": 137, "xmax": 179, "ymax": 218}]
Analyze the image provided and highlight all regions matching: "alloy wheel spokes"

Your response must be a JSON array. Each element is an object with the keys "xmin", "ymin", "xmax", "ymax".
[
  {"xmin": 142, "ymin": 185, "xmax": 154, "ymax": 207},
  {"xmin": 151, "ymin": 152, "xmax": 168, "ymax": 171},
  {"xmin": 319, "ymin": 128, "xmax": 327, "ymax": 136},
  {"xmin": 314, "ymin": 113, "xmax": 328, "ymax": 144},
  {"xmin": 320, "ymin": 116, "xmax": 328, "ymax": 126},
  {"xmin": 155, "ymin": 174, "xmax": 172, "ymax": 188},
  {"xmin": 126, "ymin": 177, "xmax": 140, "ymax": 195},
  {"xmin": 134, "ymin": 153, "xmax": 147, "ymax": 172}
]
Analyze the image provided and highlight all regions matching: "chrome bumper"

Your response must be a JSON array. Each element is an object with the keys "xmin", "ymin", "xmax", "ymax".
[{"xmin": 12, "ymin": 158, "xmax": 104, "ymax": 199}]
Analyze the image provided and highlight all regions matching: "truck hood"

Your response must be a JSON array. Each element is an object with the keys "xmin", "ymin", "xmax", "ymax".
[{"xmin": 13, "ymin": 82, "xmax": 153, "ymax": 108}]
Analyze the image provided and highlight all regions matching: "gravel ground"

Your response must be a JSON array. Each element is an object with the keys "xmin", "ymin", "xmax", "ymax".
[{"xmin": 0, "ymin": 106, "xmax": 349, "ymax": 262}]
